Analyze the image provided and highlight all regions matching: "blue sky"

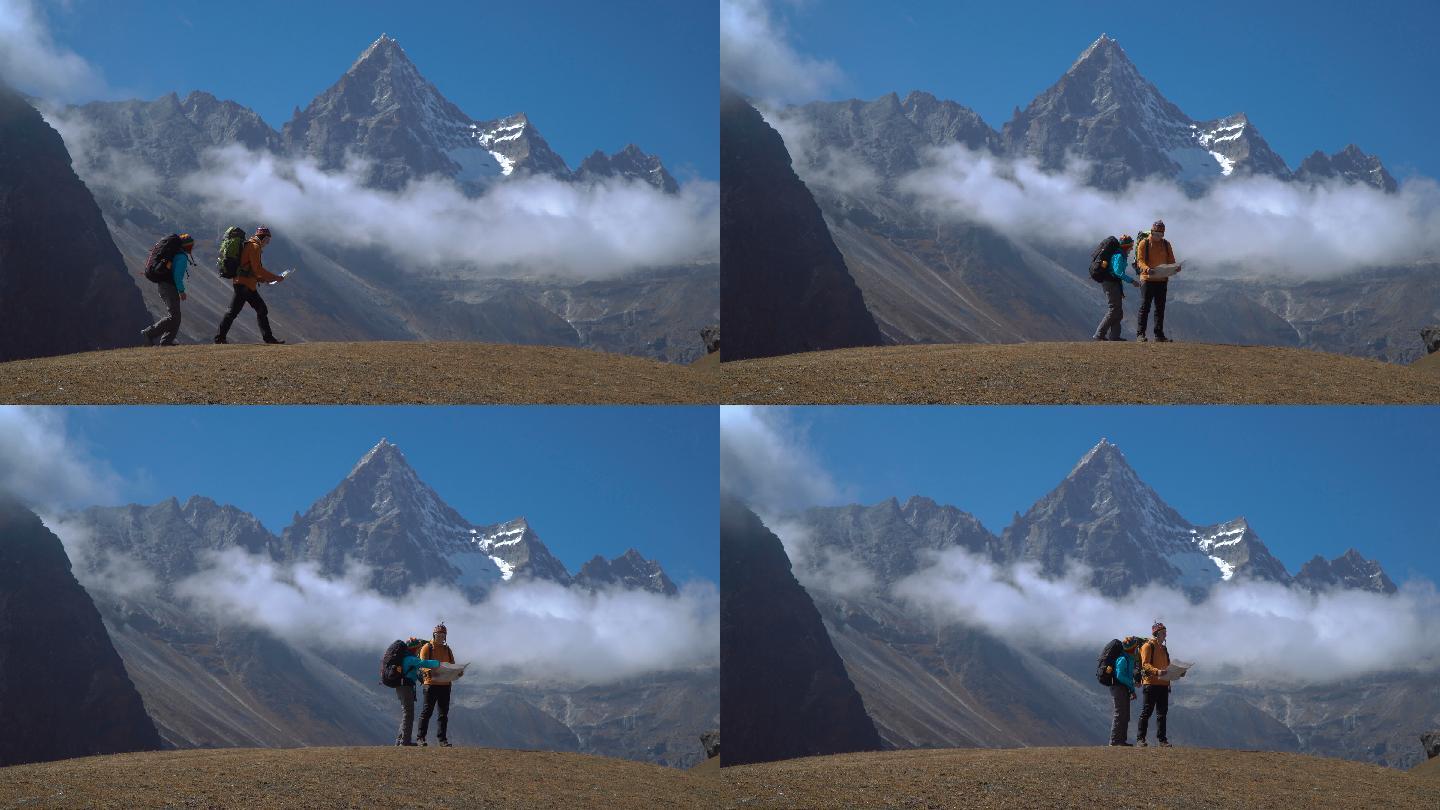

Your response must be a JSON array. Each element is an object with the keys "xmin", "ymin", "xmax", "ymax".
[
  {"xmin": 61, "ymin": 406, "xmax": 717, "ymax": 584},
  {"xmin": 774, "ymin": 406, "xmax": 1440, "ymax": 586},
  {"xmin": 762, "ymin": 0, "xmax": 1439, "ymax": 181},
  {"xmin": 40, "ymin": 0, "xmax": 718, "ymax": 179}
]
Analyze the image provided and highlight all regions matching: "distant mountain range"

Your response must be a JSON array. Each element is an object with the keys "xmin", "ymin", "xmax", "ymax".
[
  {"xmin": 734, "ymin": 439, "xmax": 1432, "ymax": 769},
  {"xmin": 23, "ymin": 35, "xmax": 714, "ymax": 362},
  {"xmin": 738, "ymin": 35, "xmax": 1436, "ymax": 362},
  {"xmin": 49, "ymin": 439, "xmax": 711, "ymax": 767}
]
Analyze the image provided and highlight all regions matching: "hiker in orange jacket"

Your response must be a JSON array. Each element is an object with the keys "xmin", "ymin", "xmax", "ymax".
[
  {"xmin": 417, "ymin": 623, "xmax": 458, "ymax": 747},
  {"xmin": 214, "ymin": 225, "xmax": 286, "ymax": 344},
  {"xmin": 1136, "ymin": 620, "xmax": 1174, "ymax": 747},
  {"xmin": 1135, "ymin": 220, "xmax": 1179, "ymax": 342}
]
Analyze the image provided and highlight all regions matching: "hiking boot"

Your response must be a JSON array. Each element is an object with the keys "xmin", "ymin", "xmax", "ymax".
[
  {"xmin": 1108, "ymin": 742, "xmax": 1133, "ymax": 747},
  {"xmin": 1110, "ymin": 336, "xmax": 1128, "ymax": 341},
  {"xmin": 263, "ymin": 336, "xmax": 286, "ymax": 344},
  {"xmin": 1158, "ymin": 740, "xmax": 1172, "ymax": 748},
  {"xmin": 1137, "ymin": 738, "xmax": 1148, "ymax": 747},
  {"xmin": 141, "ymin": 328, "xmax": 156, "ymax": 347},
  {"xmin": 438, "ymin": 739, "xmax": 452, "ymax": 748},
  {"xmin": 416, "ymin": 737, "xmax": 427, "ymax": 747},
  {"xmin": 397, "ymin": 741, "xmax": 418, "ymax": 747},
  {"xmin": 213, "ymin": 336, "xmax": 228, "ymax": 344},
  {"xmin": 1154, "ymin": 335, "xmax": 1172, "ymax": 343},
  {"xmin": 1092, "ymin": 335, "xmax": 1108, "ymax": 341},
  {"xmin": 1137, "ymin": 335, "xmax": 1149, "ymax": 342}
]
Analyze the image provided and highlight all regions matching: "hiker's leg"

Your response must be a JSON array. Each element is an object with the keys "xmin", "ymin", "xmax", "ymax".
[
  {"xmin": 1153, "ymin": 283, "xmax": 1168, "ymax": 337},
  {"xmin": 248, "ymin": 289, "xmax": 275, "ymax": 340},
  {"xmin": 418, "ymin": 685, "xmax": 436, "ymax": 739},
  {"xmin": 1095, "ymin": 280, "xmax": 1123, "ymax": 339},
  {"xmin": 1137, "ymin": 685, "xmax": 1155, "ymax": 740},
  {"xmin": 145, "ymin": 283, "xmax": 178, "ymax": 340},
  {"xmin": 159, "ymin": 283, "xmax": 182, "ymax": 343},
  {"xmin": 396, "ymin": 680, "xmax": 416, "ymax": 744},
  {"xmin": 436, "ymin": 684, "xmax": 451, "ymax": 742},
  {"xmin": 216, "ymin": 285, "xmax": 246, "ymax": 340},
  {"xmin": 1109, "ymin": 682, "xmax": 1130, "ymax": 744},
  {"xmin": 1156, "ymin": 685, "xmax": 1170, "ymax": 742},
  {"xmin": 1137, "ymin": 284, "xmax": 1153, "ymax": 336}
]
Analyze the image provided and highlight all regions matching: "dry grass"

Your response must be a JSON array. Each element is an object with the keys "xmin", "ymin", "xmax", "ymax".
[
  {"xmin": 1414, "ymin": 352, "xmax": 1440, "ymax": 375},
  {"xmin": 1415, "ymin": 756, "xmax": 1440, "ymax": 779},
  {"xmin": 0, "ymin": 342, "xmax": 716, "ymax": 404},
  {"xmin": 720, "ymin": 342, "xmax": 1440, "ymax": 404},
  {"xmin": 720, "ymin": 747, "xmax": 1440, "ymax": 809},
  {"xmin": 0, "ymin": 747, "xmax": 723, "ymax": 809}
]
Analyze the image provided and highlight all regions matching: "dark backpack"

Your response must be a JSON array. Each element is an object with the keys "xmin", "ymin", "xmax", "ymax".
[
  {"xmin": 143, "ymin": 234, "xmax": 185, "ymax": 283},
  {"xmin": 1088, "ymin": 236, "xmax": 1121, "ymax": 283},
  {"xmin": 380, "ymin": 639, "xmax": 409, "ymax": 688},
  {"xmin": 217, "ymin": 227, "xmax": 246, "ymax": 279},
  {"xmin": 1096, "ymin": 638, "xmax": 1124, "ymax": 686}
]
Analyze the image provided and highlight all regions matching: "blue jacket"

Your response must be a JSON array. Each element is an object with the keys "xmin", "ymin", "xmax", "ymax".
[
  {"xmin": 1114, "ymin": 653, "xmax": 1137, "ymax": 693},
  {"xmin": 170, "ymin": 252, "xmax": 189, "ymax": 293},
  {"xmin": 1109, "ymin": 251, "xmax": 1136, "ymax": 285},
  {"xmin": 401, "ymin": 655, "xmax": 441, "ymax": 684}
]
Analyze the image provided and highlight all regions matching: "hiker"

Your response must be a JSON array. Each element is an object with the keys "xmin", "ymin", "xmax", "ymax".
[
  {"xmin": 1135, "ymin": 220, "xmax": 1180, "ymax": 342},
  {"xmin": 1137, "ymin": 621, "xmax": 1174, "ymax": 747},
  {"xmin": 390, "ymin": 637, "xmax": 441, "ymax": 747},
  {"xmin": 1091, "ymin": 234, "xmax": 1140, "ymax": 341},
  {"xmin": 214, "ymin": 225, "xmax": 286, "ymax": 344},
  {"xmin": 418, "ymin": 623, "xmax": 460, "ymax": 747},
  {"xmin": 140, "ymin": 234, "xmax": 195, "ymax": 346},
  {"xmin": 1106, "ymin": 636, "xmax": 1144, "ymax": 746}
]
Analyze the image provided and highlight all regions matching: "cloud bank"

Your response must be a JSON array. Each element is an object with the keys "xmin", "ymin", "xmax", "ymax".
[
  {"xmin": 721, "ymin": 0, "xmax": 841, "ymax": 104},
  {"xmin": 0, "ymin": 407, "xmax": 116, "ymax": 509},
  {"xmin": 173, "ymin": 549, "xmax": 719, "ymax": 684},
  {"xmin": 178, "ymin": 146, "xmax": 719, "ymax": 279},
  {"xmin": 0, "ymin": 0, "xmax": 103, "ymax": 100},
  {"xmin": 768, "ymin": 109, "xmax": 1440, "ymax": 278},
  {"xmin": 892, "ymin": 547, "xmax": 1440, "ymax": 684}
]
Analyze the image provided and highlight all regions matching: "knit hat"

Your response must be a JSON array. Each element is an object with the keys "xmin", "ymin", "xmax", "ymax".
[
  {"xmin": 1151, "ymin": 620, "xmax": 1166, "ymax": 634},
  {"xmin": 254, "ymin": 225, "xmax": 272, "ymax": 239},
  {"xmin": 1151, "ymin": 219, "xmax": 1166, "ymax": 232},
  {"xmin": 178, "ymin": 233, "xmax": 195, "ymax": 246},
  {"xmin": 1119, "ymin": 234, "xmax": 1134, "ymax": 246}
]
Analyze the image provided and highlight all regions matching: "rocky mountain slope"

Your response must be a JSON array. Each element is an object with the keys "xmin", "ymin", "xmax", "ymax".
[
  {"xmin": 720, "ymin": 494, "xmax": 882, "ymax": 765},
  {"xmin": 52, "ymin": 440, "xmax": 712, "ymax": 766},
  {"xmin": 47, "ymin": 35, "xmax": 715, "ymax": 362},
  {"xmin": 720, "ymin": 85, "xmax": 882, "ymax": 360},
  {"xmin": 0, "ymin": 81, "xmax": 151, "ymax": 362},
  {"xmin": 0, "ymin": 494, "xmax": 162, "ymax": 765}
]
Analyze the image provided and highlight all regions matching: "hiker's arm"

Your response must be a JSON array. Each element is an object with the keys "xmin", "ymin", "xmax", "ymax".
[
  {"xmin": 1110, "ymin": 253, "xmax": 1136, "ymax": 285},
  {"xmin": 173, "ymin": 253, "xmax": 188, "ymax": 294},
  {"xmin": 254, "ymin": 260, "xmax": 282, "ymax": 283},
  {"xmin": 1139, "ymin": 643, "xmax": 1155, "ymax": 677}
]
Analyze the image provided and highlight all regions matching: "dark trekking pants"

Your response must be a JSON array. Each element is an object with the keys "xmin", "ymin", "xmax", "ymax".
[
  {"xmin": 144, "ymin": 283, "xmax": 182, "ymax": 344},
  {"xmin": 395, "ymin": 679, "xmax": 417, "ymax": 744},
  {"xmin": 1109, "ymin": 682, "xmax": 1132, "ymax": 744},
  {"xmin": 1137, "ymin": 684, "xmax": 1170, "ymax": 742},
  {"xmin": 418, "ymin": 683, "xmax": 451, "ymax": 741},
  {"xmin": 1137, "ymin": 280, "xmax": 1168, "ymax": 337},
  {"xmin": 1094, "ymin": 279, "xmax": 1124, "ymax": 340},
  {"xmin": 216, "ymin": 284, "xmax": 274, "ymax": 341}
]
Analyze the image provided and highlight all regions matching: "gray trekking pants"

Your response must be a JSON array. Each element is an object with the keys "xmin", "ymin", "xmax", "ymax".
[
  {"xmin": 395, "ymin": 679, "xmax": 416, "ymax": 743},
  {"xmin": 144, "ymin": 283, "xmax": 182, "ymax": 344},
  {"xmin": 1109, "ymin": 681, "xmax": 1132, "ymax": 744},
  {"xmin": 1094, "ymin": 279, "xmax": 1124, "ymax": 340}
]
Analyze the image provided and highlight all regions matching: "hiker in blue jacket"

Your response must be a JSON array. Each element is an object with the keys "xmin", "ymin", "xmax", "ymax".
[
  {"xmin": 394, "ymin": 637, "xmax": 441, "ymax": 746},
  {"xmin": 1108, "ymin": 635, "xmax": 1144, "ymax": 746},
  {"xmin": 1093, "ymin": 235, "xmax": 1140, "ymax": 341},
  {"xmin": 141, "ymin": 233, "xmax": 194, "ymax": 346}
]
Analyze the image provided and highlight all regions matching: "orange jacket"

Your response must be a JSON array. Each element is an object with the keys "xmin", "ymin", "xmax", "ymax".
[
  {"xmin": 418, "ymin": 640, "xmax": 455, "ymax": 686},
  {"xmin": 1139, "ymin": 639, "xmax": 1172, "ymax": 687},
  {"xmin": 234, "ymin": 238, "xmax": 282, "ymax": 290},
  {"xmin": 1136, "ymin": 236, "xmax": 1176, "ymax": 280}
]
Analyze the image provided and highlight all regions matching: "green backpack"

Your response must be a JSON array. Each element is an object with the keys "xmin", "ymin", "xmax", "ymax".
[{"xmin": 217, "ymin": 227, "xmax": 246, "ymax": 278}]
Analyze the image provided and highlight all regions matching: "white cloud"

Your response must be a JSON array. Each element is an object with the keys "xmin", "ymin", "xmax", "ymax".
[
  {"xmin": 174, "ymin": 548, "xmax": 718, "ymax": 684},
  {"xmin": 0, "ymin": 407, "xmax": 116, "ymax": 509},
  {"xmin": 894, "ymin": 144, "xmax": 1440, "ymax": 278},
  {"xmin": 720, "ymin": 406, "xmax": 837, "ymax": 519},
  {"xmin": 42, "ymin": 513, "xmax": 160, "ymax": 598},
  {"xmin": 893, "ymin": 546, "xmax": 1440, "ymax": 684},
  {"xmin": 721, "ymin": 0, "xmax": 841, "ymax": 104},
  {"xmin": 0, "ymin": 0, "xmax": 103, "ymax": 99},
  {"xmin": 173, "ymin": 145, "xmax": 717, "ymax": 279}
]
